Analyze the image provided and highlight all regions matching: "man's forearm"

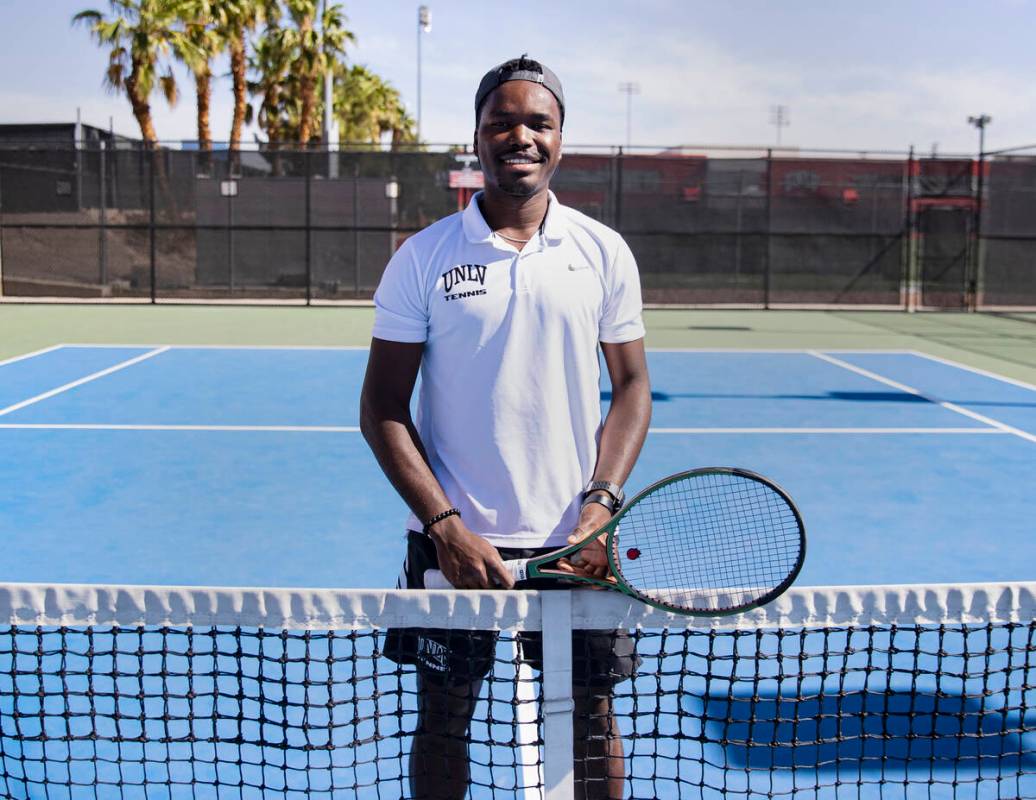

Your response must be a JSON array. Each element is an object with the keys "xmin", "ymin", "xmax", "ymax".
[
  {"xmin": 594, "ymin": 370, "xmax": 651, "ymax": 487},
  {"xmin": 360, "ymin": 409, "xmax": 453, "ymax": 524}
]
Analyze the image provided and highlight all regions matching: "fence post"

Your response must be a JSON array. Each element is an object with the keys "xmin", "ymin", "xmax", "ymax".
[
  {"xmin": 0, "ymin": 162, "xmax": 5, "ymax": 298},
  {"xmin": 227, "ymin": 159, "xmax": 235, "ymax": 294},
  {"xmin": 148, "ymin": 147, "xmax": 157, "ymax": 304},
  {"xmin": 764, "ymin": 148, "xmax": 773, "ymax": 309},
  {"xmin": 353, "ymin": 160, "xmax": 360, "ymax": 296},
  {"xmin": 99, "ymin": 140, "xmax": 108, "ymax": 287},
  {"xmin": 305, "ymin": 147, "xmax": 313, "ymax": 305},
  {"xmin": 970, "ymin": 151, "xmax": 986, "ymax": 312},
  {"xmin": 615, "ymin": 146, "xmax": 624, "ymax": 234},
  {"xmin": 901, "ymin": 146, "xmax": 916, "ymax": 311}
]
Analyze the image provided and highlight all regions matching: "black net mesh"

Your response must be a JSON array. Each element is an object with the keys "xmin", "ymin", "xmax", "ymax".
[
  {"xmin": 0, "ymin": 612, "xmax": 1032, "ymax": 798},
  {"xmin": 0, "ymin": 626, "xmax": 540, "ymax": 799}
]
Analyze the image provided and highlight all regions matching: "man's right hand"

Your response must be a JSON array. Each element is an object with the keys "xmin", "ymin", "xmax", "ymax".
[{"xmin": 426, "ymin": 516, "xmax": 515, "ymax": 589}]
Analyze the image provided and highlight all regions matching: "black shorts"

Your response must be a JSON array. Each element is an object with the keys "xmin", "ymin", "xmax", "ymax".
[{"xmin": 383, "ymin": 531, "xmax": 640, "ymax": 687}]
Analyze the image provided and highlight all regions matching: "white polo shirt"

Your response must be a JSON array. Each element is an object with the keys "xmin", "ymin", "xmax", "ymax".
[{"xmin": 372, "ymin": 191, "xmax": 645, "ymax": 548}]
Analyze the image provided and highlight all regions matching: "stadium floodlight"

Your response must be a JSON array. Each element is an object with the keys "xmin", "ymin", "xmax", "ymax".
[
  {"xmin": 417, "ymin": 6, "xmax": 431, "ymax": 142},
  {"xmin": 967, "ymin": 114, "xmax": 992, "ymax": 156}
]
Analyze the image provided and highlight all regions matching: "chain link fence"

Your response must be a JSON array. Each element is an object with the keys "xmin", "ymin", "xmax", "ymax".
[{"xmin": 1, "ymin": 140, "xmax": 1033, "ymax": 309}]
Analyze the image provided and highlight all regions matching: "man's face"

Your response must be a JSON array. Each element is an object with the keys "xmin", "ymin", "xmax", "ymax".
[{"xmin": 474, "ymin": 80, "xmax": 562, "ymax": 198}]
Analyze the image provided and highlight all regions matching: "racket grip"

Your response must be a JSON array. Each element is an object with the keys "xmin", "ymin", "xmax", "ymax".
[
  {"xmin": 423, "ymin": 560, "xmax": 528, "ymax": 589},
  {"xmin": 422, "ymin": 569, "xmax": 453, "ymax": 589}
]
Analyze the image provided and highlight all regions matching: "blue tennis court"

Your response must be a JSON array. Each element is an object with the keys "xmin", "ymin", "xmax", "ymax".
[
  {"xmin": 0, "ymin": 343, "xmax": 1034, "ymax": 799},
  {"xmin": 1, "ymin": 344, "xmax": 1033, "ymax": 589}
]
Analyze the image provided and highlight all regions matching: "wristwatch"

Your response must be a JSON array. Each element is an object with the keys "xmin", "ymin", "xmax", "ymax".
[{"xmin": 582, "ymin": 479, "xmax": 625, "ymax": 513}]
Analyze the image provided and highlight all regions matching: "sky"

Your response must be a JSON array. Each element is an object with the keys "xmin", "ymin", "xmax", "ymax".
[{"xmin": 2, "ymin": 0, "xmax": 1035, "ymax": 155}]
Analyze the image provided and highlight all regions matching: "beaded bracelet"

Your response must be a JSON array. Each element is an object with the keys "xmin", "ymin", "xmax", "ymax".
[{"xmin": 422, "ymin": 507, "xmax": 460, "ymax": 534}]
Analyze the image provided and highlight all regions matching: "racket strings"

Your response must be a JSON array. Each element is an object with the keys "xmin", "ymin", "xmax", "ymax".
[{"xmin": 614, "ymin": 472, "xmax": 801, "ymax": 613}]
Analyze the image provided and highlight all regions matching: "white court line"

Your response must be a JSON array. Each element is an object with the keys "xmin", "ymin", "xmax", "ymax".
[
  {"xmin": 808, "ymin": 350, "xmax": 1036, "ymax": 445},
  {"xmin": 644, "ymin": 347, "xmax": 916, "ymax": 354},
  {"xmin": 57, "ymin": 343, "xmax": 370, "ymax": 351},
  {"xmin": 908, "ymin": 350, "xmax": 1036, "ymax": 394},
  {"xmin": 0, "ymin": 344, "xmax": 67, "ymax": 368},
  {"xmin": 0, "ymin": 423, "xmax": 1003, "ymax": 435},
  {"xmin": 0, "ymin": 423, "xmax": 359, "ymax": 432},
  {"xmin": 0, "ymin": 348, "xmax": 170, "ymax": 418},
  {"xmin": 55, "ymin": 343, "xmax": 918, "ymax": 355},
  {"xmin": 648, "ymin": 427, "xmax": 1005, "ymax": 435}
]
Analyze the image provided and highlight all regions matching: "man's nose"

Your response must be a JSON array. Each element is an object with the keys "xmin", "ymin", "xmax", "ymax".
[{"xmin": 507, "ymin": 124, "xmax": 534, "ymax": 146}]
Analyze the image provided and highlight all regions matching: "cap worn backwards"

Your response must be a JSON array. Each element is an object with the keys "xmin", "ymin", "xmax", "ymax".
[{"xmin": 474, "ymin": 55, "xmax": 565, "ymax": 127}]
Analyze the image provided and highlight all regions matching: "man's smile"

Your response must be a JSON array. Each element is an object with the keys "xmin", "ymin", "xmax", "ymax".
[{"xmin": 498, "ymin": 152, "xmax": 544, "ymax": 166}]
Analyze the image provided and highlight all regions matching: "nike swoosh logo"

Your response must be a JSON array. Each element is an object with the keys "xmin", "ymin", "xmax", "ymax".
[{"xmin": 567, "ymin": 263, "xmax": 591, "ymax": 272}]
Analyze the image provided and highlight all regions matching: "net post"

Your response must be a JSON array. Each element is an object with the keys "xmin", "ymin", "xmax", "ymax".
[{"xmin": 540, "ymin": 590, "xmax": 574, "ymax": 799}]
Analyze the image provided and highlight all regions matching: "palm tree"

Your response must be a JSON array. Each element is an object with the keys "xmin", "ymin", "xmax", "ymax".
[
  {"xmin": 333, "ymin": 65, "xmax": 416, "ymax": 147},
  {"xmin": 246, "ymin": 2, "xmax": 291, "ymax": 145},
  {"xmin": 219, "ymin": 0, "xmax": 265, "ymax": 154},
  {"xmin": 73, "ymin": 0, "xmax": 193, "ymax": 145},
  {"xmin": 281, "ymin": 0, "xmax": 354, "ymax": 145},
  {"xmin": 174, "ymin": 0, "xmax": 224, "ymax": 155}
]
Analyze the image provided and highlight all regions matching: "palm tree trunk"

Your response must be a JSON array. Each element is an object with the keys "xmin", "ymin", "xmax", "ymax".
[
  {"xmin": 196, "ymin": 68, "xmax": 212, "ymax": 149},
  {"xmin": 229, "ymin": 21, "xmax": 247, "ymax": 167},
  {"xmin": 298, "ymin": 74, "xmax": 315, "ymax": 144},
  {"xmin": 195, "ymin": 67, "xmax": 212, "ymax": 173},
  {"xmin": 295, "ymin": 9, "xmax": 316, "ymax": 145},
  {"xmin": 125, "ymin": 68, "xmax": 158, "ymax": 145}
]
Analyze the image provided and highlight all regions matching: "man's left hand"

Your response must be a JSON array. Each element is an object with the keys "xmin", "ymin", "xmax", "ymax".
[{"xmin": 555, "ymin": 500, "xmax": 614, "ymax": 584}]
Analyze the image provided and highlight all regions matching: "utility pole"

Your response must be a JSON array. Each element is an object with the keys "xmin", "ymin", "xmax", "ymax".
[
  {"xmin": 618, "ymin": 82, "xmax": 640, "ymax": 149},
  {"xmin": 769, "ymin": 105, "xmax": 789, "ymax": 147}
]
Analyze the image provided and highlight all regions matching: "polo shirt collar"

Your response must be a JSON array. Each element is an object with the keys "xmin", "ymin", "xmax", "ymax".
[{"xmin": 462, "ymin": 190, "xmax": 566, "ymax": 245}]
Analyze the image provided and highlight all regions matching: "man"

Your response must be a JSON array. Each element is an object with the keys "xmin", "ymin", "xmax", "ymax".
[{"xmin": 359, "ymin": 55, "xmax": 651, "ymax": 800}]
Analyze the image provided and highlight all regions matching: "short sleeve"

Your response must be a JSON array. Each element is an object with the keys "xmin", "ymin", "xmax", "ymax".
[
  {"xmin": 599, "ymin": 238, "xmax": 646, "ymax": 343},
  {"xmin": 372, "ymin": 241, "xmax": 429, "ymax": 343}
]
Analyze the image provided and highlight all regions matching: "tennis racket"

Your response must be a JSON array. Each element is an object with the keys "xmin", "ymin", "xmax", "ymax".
[{"xmin": 423, "ymin": 467, "xmax": 805, "ymax": 616}]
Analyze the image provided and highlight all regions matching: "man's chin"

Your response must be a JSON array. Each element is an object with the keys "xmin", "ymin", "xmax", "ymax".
[{"xmin": 494, "ymin": 177, "xmax": 544, "ymax": 197}]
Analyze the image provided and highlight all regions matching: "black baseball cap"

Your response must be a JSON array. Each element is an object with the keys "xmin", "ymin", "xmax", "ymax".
[{"xmin": 474, "ymin": 55, "xmax": 565, "ymax": 127}]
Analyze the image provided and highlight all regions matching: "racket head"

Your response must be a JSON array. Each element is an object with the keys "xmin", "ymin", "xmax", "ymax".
[{"xmin": 604, "ymin": 467, "xmax": 806, "ymax": 615}]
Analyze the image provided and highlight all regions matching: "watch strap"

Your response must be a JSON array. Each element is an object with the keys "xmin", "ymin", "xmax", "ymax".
[
  {"xmin": 581, "ymin": 493, "xmax": 616, "ymax": 514},
  {"xmin": 584, "ymin": 480, "xmax": 625, "ymax": 509}
]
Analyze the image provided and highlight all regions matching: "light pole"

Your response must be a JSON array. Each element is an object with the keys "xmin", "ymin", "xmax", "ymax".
[
  {"xmin": 417, "ymin": 6, "xmax": 431, "ymax": 142},
  {"xmin": 968, "ymin": 113, "xmax": 991, "ymax": 159},
  {"xmin": 618, "ymin": 82, "xmax": 639, "ymax": 149},
  {"xmin": 967, "ymin": 114, "xmax": 992, "ymax": 310},
  {"xmin": 321, "ymin": 0, "xmax": 338, "ymax": 176}
]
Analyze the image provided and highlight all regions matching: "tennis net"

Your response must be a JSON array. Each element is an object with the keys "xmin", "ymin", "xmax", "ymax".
[{"xmin": 0, "ymin": 582, "xmax": 1032, "ymax": 799}]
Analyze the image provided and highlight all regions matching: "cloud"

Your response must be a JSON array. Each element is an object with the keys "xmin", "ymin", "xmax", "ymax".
[{"xmin": 10, "ymin": 0, "xmax": 1035, "ymax": 155}]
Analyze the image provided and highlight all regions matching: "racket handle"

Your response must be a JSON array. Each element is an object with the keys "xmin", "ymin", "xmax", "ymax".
[
  {"xmin": 422, "ymin": 569, "xmax": 454, "ymax": 589},
  {"xmin": 423, "ymin": 560, "xmax": 528, "ymax": 589}
]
